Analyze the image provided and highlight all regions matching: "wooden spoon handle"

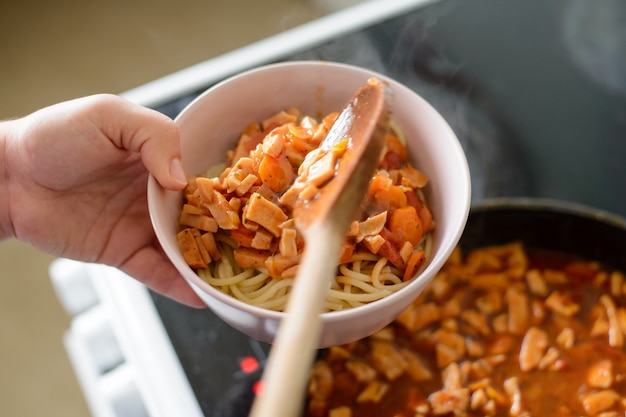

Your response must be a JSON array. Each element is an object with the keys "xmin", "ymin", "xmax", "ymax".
[{"xmin": 249, "ymin": 222, "xmax": 344, "ymax": 417}]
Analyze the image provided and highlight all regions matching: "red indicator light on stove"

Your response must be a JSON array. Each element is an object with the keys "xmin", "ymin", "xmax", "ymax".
[
  {"xmin": 253, "ymin": 380, "xmax": 264, "ymax": 396},
  {"xmin": 239, "ymin": 356, "xmax": 259, "ymax": 374}
]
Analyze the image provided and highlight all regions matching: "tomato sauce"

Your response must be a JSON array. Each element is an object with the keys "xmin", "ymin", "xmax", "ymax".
[{"xmin": 306, "ymin": 243, "xmax": 626, "ymax": 417}]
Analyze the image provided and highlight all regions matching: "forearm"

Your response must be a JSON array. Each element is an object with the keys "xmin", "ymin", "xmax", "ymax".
[{"xmin": 0, "ymin": 119, "xmax": 17, "ymax": 241}]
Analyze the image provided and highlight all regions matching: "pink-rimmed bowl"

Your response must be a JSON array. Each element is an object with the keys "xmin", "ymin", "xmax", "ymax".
[{"xmin": 148, "ymin": 61, "xmax": 471, "ymax": 348}]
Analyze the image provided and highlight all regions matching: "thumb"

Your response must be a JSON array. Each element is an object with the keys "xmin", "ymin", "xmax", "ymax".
[{"xmin": 94, "ymin": 94, "xmax": 188, "ymax": 190}]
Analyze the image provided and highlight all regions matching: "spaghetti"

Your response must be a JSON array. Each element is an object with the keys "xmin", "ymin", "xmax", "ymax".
[{"xmin": 176, "ymin": 108, "xmax": 435, "ymax": 312}]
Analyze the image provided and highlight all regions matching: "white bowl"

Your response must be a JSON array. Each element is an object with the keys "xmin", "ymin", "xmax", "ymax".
[{"xmin": 148, "ymin": 61, "xmax": 471, "ymax": 348}]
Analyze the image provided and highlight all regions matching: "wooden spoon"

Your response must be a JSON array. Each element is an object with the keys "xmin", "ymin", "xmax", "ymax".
[{"xmin": 249, "ymin": 77, "xmax": 392, "ymax": 417}]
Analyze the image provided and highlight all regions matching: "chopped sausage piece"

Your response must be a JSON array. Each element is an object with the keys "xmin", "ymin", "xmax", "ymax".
[
  {"xmin": 177, "ymin": 228, "xmax": 208, "ymax": 269},
  {"xmin": 233, "ymin": 247, "xmax": 269, "ymax": 269},
  {"xmin": 355, "ymin": 212, "xmax": 387, "ymax": 243},
  {"xmin": 178, "ymin": 212, "xmax": 218, "ymax": 233},
  {"xmin": 428, "ymin": 388, "xmax": 470, "ymax": 415},
  {"xmin": 308, "ymin": 360, "xmax": 333, "ymax": 395},
  {"xmin": 487, "ymin": 334, "xmax": 516, "ymax": 355},
  {"xmin": 195, "ymin": 176, "xmax": 217, "ymax": 203},
  {"xmin": 434, "ymin": 330, "xmax": 466, "ymax": 368},
  {"xmin": 228, "ymin": 197, "xmax": 242, "ymax": 213},
  {"xmin": 587, "ymin": 359, "xmax": 614, "ymax": 388},
  {"xmin": 441, "ymin": 362, "xmax": 462, "ymax": 390},
  {"xmin": 264, "ymin": 253, "xmax": 300, "ymax": 278},
  {"xmin": 263, "ymin": 109, "xmax": 299, "ymax": 130},
  {"xmin": 440, "ymin": 297, "xmax": 461, "ymax": 319},
  {"xmin": 470, "ymin": 358, "xmax": 493, "ymax": 379},
  {"xmin": 441, "ymin": 318, "xmax": 458, "ymax": 333},
  {"xmin": 556, "ymin": 327, "xmax": 575, "ymax": 350},
  {"xmin": 492, "ymin": 313, "xmax": 508, "ymax": 334},
  {"xmin": 235, "ymin": 173, "xmax": 259, "ymax": 196},
  {"xmin": 591, "ymin": 316, "xmax": 611, "ymax": 338},
  {"xmin": 399, "ymin": 163, "xmax": 429, "ymax": 188},
  {"xmin": 580, "ymin": 390, "xmax": 621, "ymax": 415},
  {"xmin": 192, "ymin": 233, "xmax": 211, "ymax": 266},
  {"xmin": 519, "ymin": 326, "xmax": 548, "ymax": 371},
  {"xmin": 530, "ymin": 298, "xmax": 547, "ymax": 324},
  {"xmin": 428, "ymin": 274, "xmax": 454, "ymax": 301},
  {"xmin": 503, "ymin": 377, "xmax": 522, "ymax": 416},
  {"xmin": 436, "ymin": 343, "xmax": 463, "ymax": 369},
  {"xmin": 470, "ymin": 388, "xmax": 488, "ymax": 410},
  {"xmin": 261, "ymin": 126, "xmax": 286, "ymax": 157},
  {"xmin": 200, "ymin": 232, "xmax": 221, "ymax": 260},
  {"xmin": 370, "ymin": 327, "xmax": 395, "ymax": 341},
  {"xmin": 278, "ymin": 227, "xmax": 298, "ymax": 258},
  {"xmin": 202, "ymin": 186, "xmax": 240, "ymax": 230},
  {"xmin": 482, "ymin": 399, "xmax": 497, "ymax": 416},
  {"xmin": 484, "ymin": 385, "xmax": 507, "ymax": 405},
  {"xmin": 329, "ymin": 407, "xmax": 352, "ymax": 417},
  {"xmin": 228, "ymin": 132, "xmax": 259, "ymax": 165},
  {"xmin": 545, "ymin": 291, "xmax": 581, "ymax": 317},
  {"xmin": 466, "ymin": 338, "xmax": 486, "ymax": 358},
  {"xmin": 486, "ymin": 354, "xmax": 507, "ymax": 366},
  {"xmin": 475, "ymin": 292, "xmax": 502, "ymax": 315},
  {"xmin": 506, "ymin": 287, "xmax": 530, "ymax": 335},
  {"xmin": 345, "ymin": 360, "xmax": 377, "ymax": 383},
  {"xmin": 401, "ymin": 349, "xmax": 433, "ymax": 381},
  {"xmin": 226, "ymin": 158, "xmax": 256, "ymax": 192},
  {"xmin": 251, "ymin": 229, "xmax": 273, "ymax": 250},
  {"xmin": 242, "ymin": 192, "xmax": 288, "ymax": 237},
  {"xmin": 543, "ymin": 269, "xmax": 568, "ymax": 284},
  {"xmin": 506, "ymin": 243, "xmax": 528, "ymax": 280},
  {"xmin": 399, "ymin": 241, "xmax": 415, "ymax": 263},
  {"xmin": 369, "ymin": 340, "xmax": 407, "ymax": 381},
  {"xmin": 356, "ymin": 380, "xmax": 389, "ymax": 403},
  {"xmin": 537, "ymin": 347, "xmax": 559, "ymax": 370},
  {"xmin": 362, "ymin": 235, "xmax": 385, "ymax": 255},
  {"xmin": 461, "ymin": 309, "xmax": 491, "ymax": 336},
  {"xmin": 327, "ymin": 345, "xmax": 352, "ymax": 360},
  {"xmin": 469, "ymin": 272, "xmax": 509, "ymax": 289},
  {"xmin": 467, "ymin": 248, "xmax": 503, "ymax": 271},
  {"xmin": 304, "ymin": 150, "xmax": 337, "ymax": 188},
  {"xmin": 396, "ymin": 302, "xmax": 440, "ymax": 332},
  {"xmin": 600, "ymin": 295, "xmax": 624, "ymax": 348},
  {"xmin": 181, "ymin": 202, "xmax": 205, "ymax": 216},
  {"xmin": 225, "ymin": 172, "xmax": 242, "ymax": 194},
  {"xmin": 525, "ymin": 269, "xmax": 549, "ymax": 296}
]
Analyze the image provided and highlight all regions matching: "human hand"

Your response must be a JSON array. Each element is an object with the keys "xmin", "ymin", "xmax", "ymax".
[{"xmin": 1, "ymin": 94, "xmax": 205, "ymax": 308}]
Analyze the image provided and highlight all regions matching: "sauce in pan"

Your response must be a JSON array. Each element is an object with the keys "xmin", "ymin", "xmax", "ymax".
[{"xmin": 306, "ymin": 242, "xmax": 626, "ymax": 417}]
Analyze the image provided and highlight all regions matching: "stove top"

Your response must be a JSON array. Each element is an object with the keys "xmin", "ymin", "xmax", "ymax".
[{"xmin": 56, "ymin": 1, "xmax": 626, "ymax": 416}]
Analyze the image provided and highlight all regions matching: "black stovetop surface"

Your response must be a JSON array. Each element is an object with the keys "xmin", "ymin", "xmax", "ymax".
[{"xmin": 149, "ymin": 1, "xmax": 626, "ymax": 415}]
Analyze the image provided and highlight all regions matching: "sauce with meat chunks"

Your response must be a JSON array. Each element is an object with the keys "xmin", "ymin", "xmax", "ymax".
[
  {"xmin": 175, "ymin": 107, "xmax": 435, "ymax": 312},
  {"xmin": 306, "ymin": 242, "xmax": 626, "ymax": 417}
]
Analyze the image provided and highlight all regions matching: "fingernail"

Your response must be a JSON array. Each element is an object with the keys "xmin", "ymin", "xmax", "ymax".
[{"xmin": 170, "ymin": 158, "xmax": 188, "ymax": 186}]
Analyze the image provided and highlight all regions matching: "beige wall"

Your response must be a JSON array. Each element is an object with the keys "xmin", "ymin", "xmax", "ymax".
[{"xmin": 0, "ymin": 0, "xmax": 334, "ymax": 119}]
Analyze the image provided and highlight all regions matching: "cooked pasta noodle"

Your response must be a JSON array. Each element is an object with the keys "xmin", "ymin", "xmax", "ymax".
[
  {"xmin": 196, "ymin": 237, "xmax": 432, "ymax": 311},
  {"xmin": 176, "ymin": 107, "xmax": 435, "ymax": 312}
]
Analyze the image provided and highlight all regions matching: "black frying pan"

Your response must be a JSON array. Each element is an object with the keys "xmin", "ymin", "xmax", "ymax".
[
  {"xmin": 244, "ymin": 198, "xmax": 626, "ymax": 417},
  {"xmin": 299, "ymin": 198, "xmax": 626, "ymax": 416},
  {"xmin": 461, "ymin": 198, "xmax": 626, "ymax": 272}
]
